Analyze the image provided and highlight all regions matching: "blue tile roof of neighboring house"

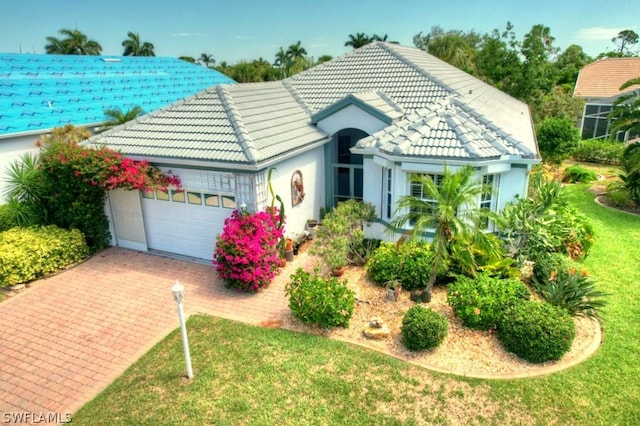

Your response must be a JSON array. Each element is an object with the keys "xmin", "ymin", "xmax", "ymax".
[{"xmin": 0, "ymin": 53, "xmax": 235, "ymax": 137}]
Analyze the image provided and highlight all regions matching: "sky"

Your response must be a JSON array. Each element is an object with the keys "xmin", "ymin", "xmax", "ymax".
[{"xmin": 0, "ymin": 0, "xmax": 638, "ymax": 63}]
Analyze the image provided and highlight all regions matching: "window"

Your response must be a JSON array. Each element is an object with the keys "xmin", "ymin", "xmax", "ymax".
[
  {"xmin": 581, "ymin": 103, "xmax": 612, "ymax": 140},
  {"xmin": 187, "ymin": 192, "xmax": 202, "ymax": 205},
  {"xmin": 141, "ymin": 191, "xmax": 155, "ymax": 199},
  {"xmin": 409, "ymin": 173, "xmax": 442, "ymax": 222},
  {"xmin": 171, "ymin": 190, "xmax": 185, "ymax": 203},
  {"xmin": 221, "ymin": 195, "xmax": 236, "ymax": 209},
  {"xmin": 480, "ymin": 174, "xmax": 499, "ymax": 229},
  {"xmin": 156, "ymin": 189, "xmax": 169, "ymax": 201},
  {"xmin": 383, "ymin": 168, "xmax": 393, "ymax": 220},
  {"xmin": 204, "ymin": 193, "xmax": 219, "ymax": 207}
]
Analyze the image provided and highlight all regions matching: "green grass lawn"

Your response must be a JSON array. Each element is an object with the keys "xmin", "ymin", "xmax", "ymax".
[{"xmin": 74, "ymin": 185, "xmax": 640, "ymax": 425}]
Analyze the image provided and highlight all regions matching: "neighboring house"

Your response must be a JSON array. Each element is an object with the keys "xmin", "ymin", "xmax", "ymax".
[
  {"xmin": 0, "ymin": 53, "xmax": 234, "ymax": 199},
  {"xmin": 574, "ymin": 57, "xmax": 640, "ymax": 141},
  {"xmin": 90, "ymin": 42, "xmax": 539, "ymax": 261}
]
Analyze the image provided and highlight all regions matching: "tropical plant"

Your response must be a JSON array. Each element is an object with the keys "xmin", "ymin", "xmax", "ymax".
[
  {"xmin": 122, "ymin": 32, "xmax": 155, "ymax": 56},
  {"xmin": 562, "ymin": 165, "xmax": 598, "ymax": 183},
  {"xmin": 500, "ymin": 172, "xmax": 594, "ymax": 263},
  {"xmin": 2, "ymin": 153, "xmax": 45, "ymax": 226},
  {"xmin": 608, "ymin": 77, "xmax": 640, "ymax": 140},
  {"xmin": 97, "ymin": 106, "xmax": 145, "ymax": 133},
  {"xmin": 447, "ymin": 274, "xmax": 530, "ymax": 330},
  {"xmin": 497, "ymin": 300, "xmax": 576, "ymax": 364},
  {"xmin": 32, "ymin": 125, "xmax": 179, "ymax": 249},
  {"xmin": 285, "ymin": 268, "xmax": 355, "ymax": 328},
  {"xmin": 286, "ymin": 41, "xmax": 307, "ymax": 61},
  {"xmin": 199, "ymin": 53, "xmax": 215, "ymax": 68},
  {"xmin": 365, "ymin": 241, "xmax": 401, "ymax": 284},
  {"xmin": 213, "ymin": 208, "xmax": 283, "ymax": 292},
  {"xmin": 45, "ymin": 28, "xmax": 102, "ymax": 55},
  {"xmin": 397, "ymin": 240, "xmax": 433, "ymax": 291},
  {"xmin": 531, "ymin": 266, "xmax": 608, "ymax": 319},
  {"xmin": 401, "ymin": 305, "xmax": 448, "ymax": 351},
  {"xmin": 345, "ymin": 33, "xmax": 374, "ymax": 49},
  {"xmin": 273, "ymin": 47, "xmax": 292, "ymax": 78},
  {"xmin": 607, "ymin": 143, "xmax": 640, "ymax": 205},
  {"xmin": 391, "ymin": 165, "xmax": 501, "ymax": 301}
]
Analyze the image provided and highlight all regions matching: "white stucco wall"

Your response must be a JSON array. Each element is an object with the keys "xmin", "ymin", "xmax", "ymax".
[
  {"xmin": 315, "ymin": 105, "xmax": 388, "ymax": 136},
  {"xmin": 263, "ymin": 145, "xmax": 326, "ymax": 239},
  {"xmin": 0, "ymin": 134, "xmax": 41, "ymax": 202}
]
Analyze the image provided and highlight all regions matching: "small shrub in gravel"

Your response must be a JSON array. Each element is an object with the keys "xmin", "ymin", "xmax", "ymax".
[
  {"xmin": 447, "ymin": 274, "xmax": 530, "ymax": 330},
  {"xmin": 364, "ymin": 241, "xmax": 400, "ymax": 284},
  {"xmin": 285, "ymin": 268, "xmax": 355, "ymax": 328},
  {"xmin": 497, "ymin": 301, "xmax": 576, "ymax": 364},
  {"xmin": 401, "ymin": 305, "xmax": 448, "ymax": 351}
]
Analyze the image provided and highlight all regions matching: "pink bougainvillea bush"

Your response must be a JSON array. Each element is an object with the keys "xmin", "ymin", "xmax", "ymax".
[{"xmin": 213, "ymin": 208, "xmax": 284, "ymax": 292}]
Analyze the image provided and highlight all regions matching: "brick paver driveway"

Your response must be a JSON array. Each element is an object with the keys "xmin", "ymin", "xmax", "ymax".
[{"xmin": 0, "ymin": 247, "xmax": 298, "ymax": 417}]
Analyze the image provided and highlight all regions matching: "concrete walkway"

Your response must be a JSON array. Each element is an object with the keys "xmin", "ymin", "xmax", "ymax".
[{"xmin": 0, "ymin": 247, "xmax": 309, "ymax": 417}]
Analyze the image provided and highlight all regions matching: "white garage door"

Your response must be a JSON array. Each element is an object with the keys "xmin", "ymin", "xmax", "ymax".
[{"xmin": 141, "ymin": 189, "xmax": 236, "ymax": 260}]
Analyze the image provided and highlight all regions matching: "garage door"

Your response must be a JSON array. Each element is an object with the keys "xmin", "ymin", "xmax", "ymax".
[{"xmin": 141, "ymin": 188, "xmax": 236, "ymax": 260}]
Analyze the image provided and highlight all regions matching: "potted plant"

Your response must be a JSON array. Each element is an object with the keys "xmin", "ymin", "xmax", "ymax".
[{"xmin": 312, "ymin": 233, "xmax": 349, "ymax": 276}]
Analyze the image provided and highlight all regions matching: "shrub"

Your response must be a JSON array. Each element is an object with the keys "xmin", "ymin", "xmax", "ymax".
[
  {"xmin": 0, "ymin": 204, "xmax": 16, "ymax": 232},
  {"xmin": 536, "ymin": 117, "xmax": 580, "ymax": 165},
  {"xmin": 447, "ymin": 274, "xmax": 530, "ymax": 330},
  {"xmin": 571, "ymin": 139, "xmax": 624, "ymax": 164},
  {"xmin": 401, "ymin": 305, "xmax": 448, "ymax": 351},
  {"xmin": 365, "ymin": 241, "xmax": 400, "ymax": 284},
  {"xmin": 531, "ymin": 267, "xmax": 608, "ymax": 319},
  {"xmin": 398, "ymin": 240, "xmax": 433, "ymax": 291},
  {"xmin": 311, "ymin": 200, "xmax": 376, "ymax": 268},
  {"xmin": 285, "ymin": 268, "xmax": 355, "ymax": 328},
  {"xmin": 213, "ymin": 208, "xmax": 283, "ymax": 292},
  {"xmin": 498, "ymin": 301, "xmax": 576, "ymax": 363},
  {"xmin": 0, "ymin": 225, "xmax": 89, "ymax": 287},
  {"xmin": 562, "ymin": 165, "xmax": 598, "ymax": 183}
]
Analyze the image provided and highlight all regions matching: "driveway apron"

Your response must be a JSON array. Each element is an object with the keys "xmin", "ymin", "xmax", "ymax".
[{"xmin": 0, "ymin": 247, "xmax": 301, "ymax": 416}]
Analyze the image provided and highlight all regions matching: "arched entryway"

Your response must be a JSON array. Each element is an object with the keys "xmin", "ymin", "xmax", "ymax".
[{"xmin": 328, "ymin": 128, "xmax": 367, "ymax": 207}]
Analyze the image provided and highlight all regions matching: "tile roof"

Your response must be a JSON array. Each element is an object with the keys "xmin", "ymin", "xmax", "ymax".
[
  {"xmin": 574, "ymin": 57, "xmax": 640, "ymax": 99},
  {"xmin": 0, "ymin": 53, "xmax": 234, "ymax": 137},
  {"xmin": 311, "ymin": 90, "xmax": 405, "ymax": 124},
  {"xmin": 354, "ymin": 98, "xmax": 535, "ymax": 160},
  {"xmin": 90, "ymin": 42, "xmax": 538, "ymax": 166}
]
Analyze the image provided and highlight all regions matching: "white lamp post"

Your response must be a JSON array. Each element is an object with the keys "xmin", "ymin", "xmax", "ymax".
[{"xmin": 172, "ymin": 280, "xmax": 193, "ymax": 379}]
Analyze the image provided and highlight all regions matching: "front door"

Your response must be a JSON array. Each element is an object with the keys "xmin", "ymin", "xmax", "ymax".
[{"xmin": 331, "ymin": 128, "xmax": 366, "ymax": 206}]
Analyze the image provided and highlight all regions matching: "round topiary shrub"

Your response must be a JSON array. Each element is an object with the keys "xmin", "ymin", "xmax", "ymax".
[
  {"xmin": 497, "ymin": 301, "xmax": 576, "ymax": 364},
  {"xmin": 285, "ymin": 268, "xmax": 355, "ymax": 328},
  {"xmin": 401, "ymin": 305, "xmax": 448, "ymax": 351},
  {"xmin": 447, "ymin": 274, "xmax": 530, "ymax": 330},
  {"xmin": 365, "ymin": 241, "xmax": 400, "ymax": 284},
  {"xmin": 398, "ymin": 240, "xmax": 432, "ymax": 291}
]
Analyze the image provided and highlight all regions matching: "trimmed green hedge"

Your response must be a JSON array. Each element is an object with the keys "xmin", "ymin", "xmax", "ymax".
[
  {"xmin": 0, "ymin": 225, "xmax": 90, "ymax": 287},
  {"xmin": 498, "ymin": 301, "xmax": 576, "ymax": 363},
  {"xmin": 401, "ymin": 305, "xmax": 448, "ymax": 351}
]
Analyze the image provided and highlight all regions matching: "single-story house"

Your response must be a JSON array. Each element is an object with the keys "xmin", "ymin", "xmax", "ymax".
[
  {"xmin": 89, "ymin": 42, "xmax": 540, "ymax": 261},
  {"xmin": 0, "ymin": 53, "xmax": 234, "ymax": 199},
  {"xmin": 574, "ymin": 57, "xmax": 640, "ymax": 141}
]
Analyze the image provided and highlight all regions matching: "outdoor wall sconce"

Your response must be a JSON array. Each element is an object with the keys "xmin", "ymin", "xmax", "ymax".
[{"xmin": 291, "ymin": 170, "xmax": 305, "ymax": 206}]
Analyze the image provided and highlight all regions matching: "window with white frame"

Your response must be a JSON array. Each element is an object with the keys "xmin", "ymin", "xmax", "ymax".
[
  {"xmin": 480, "ymin": 174, "xmax": 499, "ymax": 229},
  {"xmin": 383, "ymin": 168, "xmax": 393, "ymax": 220},
  {"xmin": 409, "ymin": 173, "xmax": 443, "ymax": 223}
]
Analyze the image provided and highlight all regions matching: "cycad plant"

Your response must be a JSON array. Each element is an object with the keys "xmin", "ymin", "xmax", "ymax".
[{"xmin": 391, "ymin": 165, "xmax": 501, "ymax": 301}]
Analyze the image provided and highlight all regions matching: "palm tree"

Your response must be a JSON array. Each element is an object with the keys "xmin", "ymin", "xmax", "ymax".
[
  {"xmin": 286, "ymin": 41, "xmax": 307, "ymax": 61},
  {"xmin": 122, "ymin": 32, "xmax": 155, "ymax": 56},
  {"xmin": 391, "ymin": 165, "xmax": 500, "ymax": 302},
  {"xmin": 45, "ymin": 28, "xmax": 102, "ymax": 55},
  {"xmin": 98, "ymin": 106, "xmax": 144, "ymax": 133},
  {"xmin": 273, "ymin": 47, "xmax": 292, "ymax": 78},
  {"xmin": 345, "ymin": 32, "xmax": 373, "ymax": 49},
  {"xmin": 608, "ymin": 77, "xmax": 640, "ymax": 140},
  {"xmin": 199, "ymin": 53, "xmax": 215, "ymax": 68}
]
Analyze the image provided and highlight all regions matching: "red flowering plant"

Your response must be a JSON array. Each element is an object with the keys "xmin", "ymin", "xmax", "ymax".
[
  {"xmin": 213, "ymin": 207, "xmax": 284, "ymax": 292},
  {"xmin": 35, "ymin": 125, "xmax": 180, "ymax": 250}
]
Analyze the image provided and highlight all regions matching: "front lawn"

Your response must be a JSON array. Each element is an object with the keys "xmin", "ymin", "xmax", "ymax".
[{"xmin": 74, "ymin": 185, "xmax": 640, "ymax": 425}]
